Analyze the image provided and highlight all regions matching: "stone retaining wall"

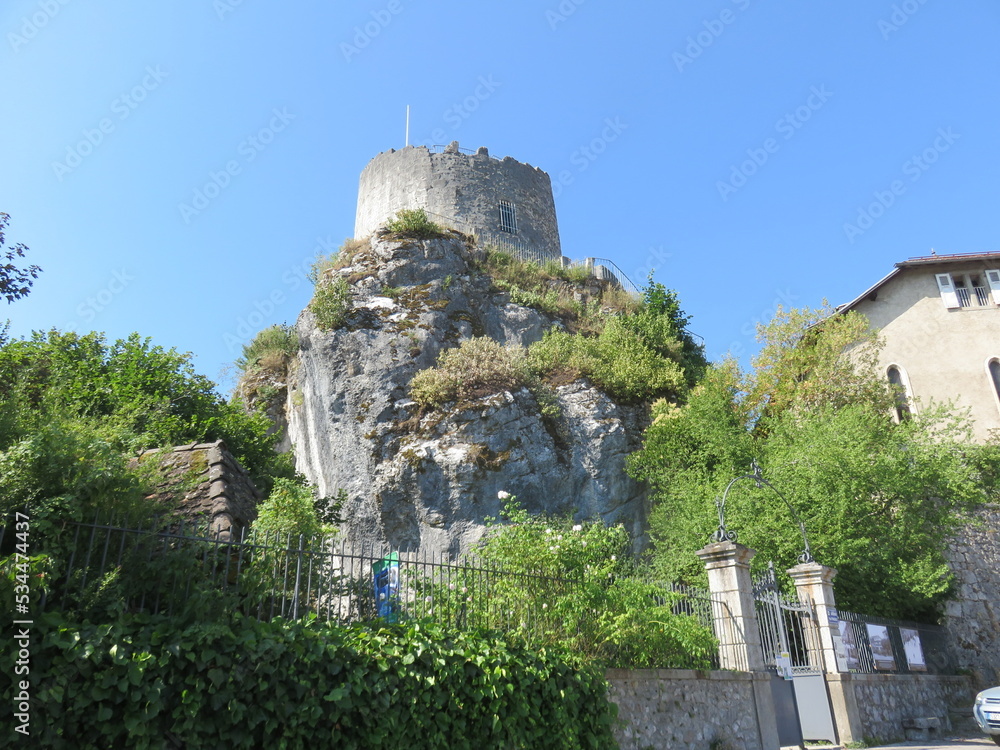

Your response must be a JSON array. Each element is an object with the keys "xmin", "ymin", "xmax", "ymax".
[
  {"xmin": 606, "ymin": 669, "xmax": 770, "ymax": 750},
  {"xmin": 833, "ymin": 672, "xmax": 974, "ymax": 745}
]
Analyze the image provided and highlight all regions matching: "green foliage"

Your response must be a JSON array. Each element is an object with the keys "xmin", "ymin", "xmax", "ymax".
[
  {"xmin": 475, "ymin": 248, "xmax": 636, "ymax": 328},
  {"xmin": 383, "ymin": 208, "xmax": 445, "ymax": 239},
  {"xmin": 0, "ymin": 330, "xmax": 294, "ymax": 517},
  {"xmin": 628, "ymin": 308, "xmax": 992, "ymax": 620},
  {"xmin": 438, "ymin": 500, "xmax": 717, "ymax": 669},
  {"xmin": 234, "ymin": 324, "xmax": 298, "ymax": 374},
  {"xmin": 0, "ymin": 212, "xmax": 41, "ymax": 303},
  {"xmin": 0, "ymin": 420, "xmax": 151, "ymax": 531},
  {"xmin": 251, "ymin": 478, "xmax": 327, "ymax": 540},
  {"xmin": 410, "ymin": 337, "xmax": 533, "ymax": 409},
  {"xmin": 1, "ymin": 610, "xmax": 618, "ymax": 749},
  {"xmin": 528, "ymin": 317, "xmax": 688, "ymax": 403},
  {"xmin": 618, "ymin": 277, "xmax": 707, "ymax": 388},
  {"xmin": 309, "ymin": 276, "xmax": 352, "ymax": 331}
]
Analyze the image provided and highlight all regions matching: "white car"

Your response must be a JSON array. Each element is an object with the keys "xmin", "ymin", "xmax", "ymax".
[{"xmin": 974, "ymin": 686, "xmax": 1000, "ymax": 746}]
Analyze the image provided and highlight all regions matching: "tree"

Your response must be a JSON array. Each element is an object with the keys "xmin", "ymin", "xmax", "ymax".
[
  {"xmin": 628, "ymin": 305, "xmax": 992, "ymax": 621},
  {"xmin": 0, "ymin": 213, "xmax": 41, "ymax": 303},
  {"xmin": 0, "ymin": 330, "xmax": 296, "ymax": 507}
]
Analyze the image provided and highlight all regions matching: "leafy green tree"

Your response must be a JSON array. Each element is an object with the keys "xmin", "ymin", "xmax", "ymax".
[
  {"xmin": 0, "ymin": 212, "xmax": 40, "ymax": 303},
  {"xmin": 628, "ymin": 306, "xmax": 991, "ymax": 621},
  {"xmin": 0, "ymin": 330, "xmax": 294, "ymax": 499}
]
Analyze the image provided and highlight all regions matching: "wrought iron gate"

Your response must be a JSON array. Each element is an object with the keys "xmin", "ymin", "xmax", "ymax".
[{"xmin": 754, "ymin": 563, "xmax": 837, "ymax": 745}]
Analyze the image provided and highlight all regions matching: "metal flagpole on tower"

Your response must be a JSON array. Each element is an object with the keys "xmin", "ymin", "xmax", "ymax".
[{"xmin": 405, "ymin": 105, "xmax": 410, "ymax": 147}]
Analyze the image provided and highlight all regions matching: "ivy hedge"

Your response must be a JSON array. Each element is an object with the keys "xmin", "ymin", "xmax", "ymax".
[{"xmin": 1, "ymin": 611, "xmax": 618, "ymax": 749}]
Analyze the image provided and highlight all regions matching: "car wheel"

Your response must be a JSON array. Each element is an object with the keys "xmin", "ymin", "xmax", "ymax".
[{"xmin": 992, "ymin": 736, "xmax": 1000, "ymax": 747}]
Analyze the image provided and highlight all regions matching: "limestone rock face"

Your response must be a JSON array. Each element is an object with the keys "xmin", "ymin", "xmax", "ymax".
[{"xmin": 286, "ymin": 233, "xmax": 648, "ymax": 556}]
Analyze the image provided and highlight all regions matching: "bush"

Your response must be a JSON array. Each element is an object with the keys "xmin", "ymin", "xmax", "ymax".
[
  {"xmin": 308, "ymin": 237, "xmax": 367, "ymax": 283},
  {"xmin": 410, "ymin": 337, "xmax": 532, "ymax": 409},
  {"xmin": 234, "ymin": 324, "xmax": 298, "ymax": 374},
  {"xmin": 447, "ymin": 498, "xmax": 718, "ymax": 668},
  {"xmin": 251, "ymin": 478, "xmax": 326, "ymax": 540},
  {"xmin": 528, "ymin": 317, "xmax": 687, "ymax": 402},
  {"xmin": 309, "ymin": 277, "xmax": 351, "ymax": 331},
  {"xmin": 383, "ymin": 208, "xmax": 445, "ymax": 239},
  {"xmin": 1, "ymin": 611, "xmax": 618, "ymax": 749}
]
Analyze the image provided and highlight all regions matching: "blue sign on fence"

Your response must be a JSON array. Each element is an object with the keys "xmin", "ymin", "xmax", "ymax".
[{"xmin": 373, "ymin": 553, "xmax": 400, "ymax": 622}]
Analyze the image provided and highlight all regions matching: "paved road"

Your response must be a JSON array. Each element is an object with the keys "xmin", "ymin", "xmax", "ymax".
[{"xmin": 851, "ymin": 737, "xmax": 997, "ymax": 750}]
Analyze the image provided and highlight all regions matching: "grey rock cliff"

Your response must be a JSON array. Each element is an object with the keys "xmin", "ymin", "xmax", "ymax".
[{"xmin": 285, "ymin": 233, "xmax": 648, "ymax": 556}]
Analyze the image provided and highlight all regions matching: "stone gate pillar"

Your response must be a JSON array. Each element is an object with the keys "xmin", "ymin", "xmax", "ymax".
[
  {"xmin": 787, "ymin": 561, "xmax": 865, "ymax": 745},
  {"xmin": 696, "ymin": 540, "xmax": 766, "ymax": 671},
  {"xmin": 697, "ymin": 541, "xmax": 781, "ymax": 750},
  {"xmin": 786, "ymin": 562, "xmax": 842, "ymax": 674}
]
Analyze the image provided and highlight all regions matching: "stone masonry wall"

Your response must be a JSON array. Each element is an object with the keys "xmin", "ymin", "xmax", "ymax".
[
  {"xmin": 354, "ymin": 144, "xmax": 561, "ymax": 259},
  {"xmin": 944, "ymin": 504, "xmax": 1000, "ymax": 689},
  {"xmin": 843, "ymin": 673, "xmax": 974, "ymax": 744},
  {"xmin": 606, "ymin": 669, "xmax": 768, "ymax": 750}
]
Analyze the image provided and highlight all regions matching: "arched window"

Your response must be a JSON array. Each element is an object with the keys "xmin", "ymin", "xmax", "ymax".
[
  {"xmin": 989, "ymin": 359, "xmax": 1000, "ymax": 413},
  {"xmin": 887, "ymin": 365, "xmax": 911, "ymax": 422}
]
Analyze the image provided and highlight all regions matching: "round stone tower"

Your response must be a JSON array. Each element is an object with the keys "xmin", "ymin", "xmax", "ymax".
[{"xmin": 354, "ymin": 142, "xmax": 562, "ymax": 261}]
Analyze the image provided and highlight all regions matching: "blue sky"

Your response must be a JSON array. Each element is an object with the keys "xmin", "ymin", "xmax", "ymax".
[{"xmin": 3, "ymin": 0, "xmax": 999, "ymax": 391}]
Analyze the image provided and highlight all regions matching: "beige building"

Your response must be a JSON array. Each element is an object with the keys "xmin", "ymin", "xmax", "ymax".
[{"xmin": 840, "ymin": 251, "xmax": 1000, "ymax": 443}]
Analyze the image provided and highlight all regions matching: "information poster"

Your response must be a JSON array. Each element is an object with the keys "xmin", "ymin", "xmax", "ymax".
[
  {"xmin": 827, "ymin": 607, "xmax": 850, "ymax": 672},
  {"xmin": 900, "ymin": 627, "xmax": 927, "ymax": 671},
  {"xmin": 839, "ymin": 619, "xmax": 862, "ymax": 671},
  {"xmin": 866, "ymin": 624, "xmax": 896, "ymax": 671},
  {"xmin": 373, "ymin": 552, "xmax": 400, "ymax": 623}
]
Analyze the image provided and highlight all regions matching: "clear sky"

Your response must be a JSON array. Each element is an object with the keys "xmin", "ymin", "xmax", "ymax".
[{"xmin": 3, "ymin": 0, "xmax": 999, "ymax": 392}]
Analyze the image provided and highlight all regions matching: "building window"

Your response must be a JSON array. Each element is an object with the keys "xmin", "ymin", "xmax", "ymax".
[
  {"xmin": 887, "ymin": 365, "xmax": 911, "ymax": 422},
  {"xmin": 989, "ymin": 359, "xmax": 1000, "ymax": 413},
  {"xmin": 936, "ymin": 270, "xmax": 1000, "ymax": 309},
  {"xmin": 498, "ymin": 200, "xmax": 517, "ymax": 234}
]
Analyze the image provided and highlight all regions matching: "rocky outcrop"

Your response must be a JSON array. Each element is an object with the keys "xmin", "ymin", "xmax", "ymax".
[{"xmin": 285, "ymin": 232, "xmax": 649, "ymax": 556}]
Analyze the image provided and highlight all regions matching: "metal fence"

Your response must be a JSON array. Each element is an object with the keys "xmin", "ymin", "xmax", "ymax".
[
  {"xmin": 4, "ymin": 517, "xmax": 726, "ymax": 668},
  {"xmin": 836, "ymin": 609, "xmax": 955, "ymax": 675}
]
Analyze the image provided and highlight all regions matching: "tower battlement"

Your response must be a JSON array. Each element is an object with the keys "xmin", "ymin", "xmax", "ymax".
[{"xmin": 354, "ymin": 142, "xmax": 562, "ymax": 261}]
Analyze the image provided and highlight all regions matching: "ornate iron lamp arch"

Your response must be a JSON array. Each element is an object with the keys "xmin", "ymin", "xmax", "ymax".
[{"xmin": 710, "ymin": 460, "xmax": 815, "ymax": 564}]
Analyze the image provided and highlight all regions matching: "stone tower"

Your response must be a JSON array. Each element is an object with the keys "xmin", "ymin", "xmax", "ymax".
[{"xmin": 354, "ymin": 142, "xmax": 562, "ymax": 261}]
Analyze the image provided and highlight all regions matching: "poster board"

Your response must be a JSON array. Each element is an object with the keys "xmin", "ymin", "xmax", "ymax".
[
  {"xmin": 839, "ymin": 618, "xmax": 862, "ymax": 671},
  {"xmin": 373, "ymin": 553, "xmax": 400, "ymax": 623},
  {"xmin": 900, "ymin": 627, "xmax": 927, "ymax": 671},
  {"xmin": 865, "ymin": 624, "xmax": 896, "ymax": 671}
]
